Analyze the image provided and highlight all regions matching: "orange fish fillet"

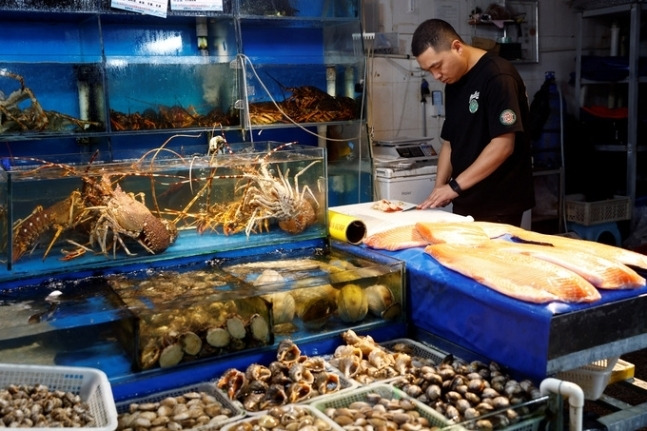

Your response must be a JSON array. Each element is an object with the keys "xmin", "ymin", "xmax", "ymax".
[
  {"xmin": 485, "ymin": 240, "xmax": 646, "ymax": 289},
  {"xmin": 474, "ymin": 222, "xmax": 647, "ymax": 271},
  {"xmin": 363, "ymin": 225, "xmax": 428, "ymax": 251},
  {"xmin": 425, "ymin": 243, "xmax": 602, "ymax": 304},
  {"xmin": 415, "ymin": 221, "xmax": 491, "ymax": 246}
]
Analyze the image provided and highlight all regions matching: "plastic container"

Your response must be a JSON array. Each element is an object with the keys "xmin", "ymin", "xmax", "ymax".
[
  {"xmin": 311, "ymin": 383, "xmax": 453, "ymax": 429},
  {"xmin": 554, "ymin": 356, "xmax": 619, "ymax": 400},
  {"xmin": 380, "ymin": 338, "xmax": 447, "ymax": 365},
  {"xmin": 116, "ymin": 382, "xmax": 245, "ymax": 431},
  {"xmin": 0, "ymin": 363, "xmax": 118, "ymax": 431},
  {"xmin": 221, "ymin": 404, "xmax": 336, "ymax": 431},
  {"xmin": 565, "ymin": 194, "xmax": 632, "ymax": 225}
]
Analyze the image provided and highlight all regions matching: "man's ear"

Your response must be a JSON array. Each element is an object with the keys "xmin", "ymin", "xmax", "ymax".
[{"xmin": 450, "ymin": 39, "xmax": 462, "ymax": 53}]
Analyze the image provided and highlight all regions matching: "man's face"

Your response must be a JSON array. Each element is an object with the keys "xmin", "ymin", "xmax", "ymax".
[{"xmin": 416, "ymin": 41, "xmax": 464, "ymax": 85}]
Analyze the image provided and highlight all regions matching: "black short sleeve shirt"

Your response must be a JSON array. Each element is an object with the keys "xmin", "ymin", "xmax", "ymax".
[{"xmin": 440, "ymin": 53, "xmax": 535, "ymax": 216}]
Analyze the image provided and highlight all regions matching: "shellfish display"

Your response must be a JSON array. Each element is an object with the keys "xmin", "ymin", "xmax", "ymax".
[
  {"xmin": 223, "ymin": 404, "xmax": 335, "ymax": 431},
  {"xmin": 220, "ymin": 252, "xmax": 404, "ymax": 336},
  {"xmin": 107, "ymin": 268, "xmax": 273, "ymax": 370},
  {"xmin": 117, "ymin": 387, "xmax": 243, "ymax": 431},
  {"xmin": 329, "ymin": 331, "xmax": 547, "ymax": 429},
  {"xmin": 315, "ymin": 384, "xmax": 447, "ymax": 431},
  {"xmin": 216, "ymin": 339, "xmax": 351, "ymax": 412},
  {"xmin": 0, "ymin": 384, "xmax": 96, "ymax": 428}
]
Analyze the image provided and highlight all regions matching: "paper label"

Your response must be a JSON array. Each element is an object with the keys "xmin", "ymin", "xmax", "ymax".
[
  {"xmin": 170, "ymin": 0, "xmax": 224, "ymax": 11},
  {"xmin": 111, "ymin": 0, "xmax": 168, "ymax": 18}
]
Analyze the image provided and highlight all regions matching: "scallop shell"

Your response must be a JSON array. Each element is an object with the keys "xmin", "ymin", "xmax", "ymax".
[
  {"xmin": 262, "ymin": 292, "xmax": 296, "ymax": 325},
  {"xmin": 365, "ymin": 284, "xmax": 394, "ymax": 317},
  {"xmin": 254, "ymin": 269, "xmax": 285, "ymax": 287},
  {"xmin": 337, "ymin": 283, "xmax": 368, "ymax": 323}
]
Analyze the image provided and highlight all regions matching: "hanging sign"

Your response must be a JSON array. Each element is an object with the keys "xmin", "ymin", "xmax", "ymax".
[
  {"xmin": 111, "ymin": 0, "xmax": 168, "ymax": 18},
  {"xmin": 170, "ymin": 0, "xmax": 224, "ymax": 12}
]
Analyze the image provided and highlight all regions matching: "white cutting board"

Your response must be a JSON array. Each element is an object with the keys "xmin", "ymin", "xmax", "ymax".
[{"xmin": 330, "ymin": 202, "xmax": 473, "ymax": 237}]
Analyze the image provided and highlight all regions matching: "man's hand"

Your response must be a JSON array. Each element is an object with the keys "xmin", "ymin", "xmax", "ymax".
[{"xmin": 417, "ymin": 184, "xmax": 457, "ymax": 209}]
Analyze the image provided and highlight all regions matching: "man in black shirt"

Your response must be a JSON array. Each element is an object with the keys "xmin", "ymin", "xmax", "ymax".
[{"xmin": 411, "ymin": 19, "xmax": 534, "ymax": 226}]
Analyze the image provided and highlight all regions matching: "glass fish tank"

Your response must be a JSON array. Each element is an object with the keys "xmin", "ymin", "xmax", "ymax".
[
  {"xmin": 0, "ymin": 275, "xmax": 135, "ymax": 374},
  {"xmin": 107, "ymin": 266, "xmax": 273, "ymax": 371},
  {"xmin": 239, "ymin": 17, "xmax": 364, "ymax": 127},
  {"xmin": 0, "ymin": 62, "xmax": 105, "ymax": 136},
  {"xmin": 218, "ymin": 242, "xmax": 405, "ymax": 340},
  {"xmin": 238, "ymin": 0, "xmax": 359, "ymax": 18},
  {"xmin": 0, "ymin": 142, "xmax": 327, "ymax": 282},
  {"xmin": 0, "ymin": 241, "xmax": 404, "ymax": 382},
  {"xmin": 101, "ymin": 14, "xmax": 239, "ymax": 132},
  {"xmin": 0, "ymin": 0, "xmax": 97, "ymax": 12},
  {"xmin": 0, "ymin": 9, "xmax": 104, "ymax": 137}
]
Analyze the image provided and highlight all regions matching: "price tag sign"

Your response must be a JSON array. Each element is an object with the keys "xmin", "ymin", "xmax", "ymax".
[
  {"xmin": 170, "ymin": 0, "xmax": 224, "ymax": 11},
  {"xmin": 111, "ymin": 0, "xmax": 168, "ymax": 18}
]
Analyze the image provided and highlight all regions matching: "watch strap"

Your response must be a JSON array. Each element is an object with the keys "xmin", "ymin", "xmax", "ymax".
[{"xmin": 448, "ymin": 178, "xmax": 462, "ymax": 195}]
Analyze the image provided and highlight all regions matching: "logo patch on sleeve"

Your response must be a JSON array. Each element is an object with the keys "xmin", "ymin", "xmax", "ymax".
[{"xmin": 499, "ymin": 109, "xmax": 517, "ymax": 126}]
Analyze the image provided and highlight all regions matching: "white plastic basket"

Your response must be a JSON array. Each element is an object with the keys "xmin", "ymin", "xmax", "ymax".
[
  {"xmin": 221, "ymin": 404, "xmax": 337, "ymax": 431},
  {"xmin": 0, "ymin": 363, "xmax": 118, "ymax": 431},
  {"xmin": 554, "ymin": 356, "xmax": 619, "ymax": 400},
  {"xmin": 381, "ymin": 338, "xmax": 448, "ymax": 365},
  {"xmin": 116, "ymin": 382, "xmax": 245, "ymax": 431},
  {"xmin": 311, "ymin": 383, "xmax": 454, "ymax": 429}
]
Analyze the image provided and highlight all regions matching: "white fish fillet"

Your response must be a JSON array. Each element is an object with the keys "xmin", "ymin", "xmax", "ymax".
[{"xmin": 425, "ymin": 243, "xmax": 602, "ymax": 304}]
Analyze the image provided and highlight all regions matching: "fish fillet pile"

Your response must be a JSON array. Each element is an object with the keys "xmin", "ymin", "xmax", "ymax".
[{"xmin": 362, "ymin": 221, "xmax": 646, "ymax": 304}]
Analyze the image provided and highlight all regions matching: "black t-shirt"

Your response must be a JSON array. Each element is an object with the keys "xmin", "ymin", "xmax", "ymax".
[{"xmin": 440, "ymin": 53, "xmax": 535, "ymax": 217}]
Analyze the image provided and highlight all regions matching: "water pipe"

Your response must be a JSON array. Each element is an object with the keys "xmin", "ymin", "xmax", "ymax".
[{"xmin": 540, "ymin": 377, "xmax": 584, "ymax": 431}]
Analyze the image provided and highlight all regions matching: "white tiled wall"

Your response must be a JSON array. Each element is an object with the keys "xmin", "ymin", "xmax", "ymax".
[{"xmin": 367, "ymin": 56, "xmax": 446, "ymax": 141}]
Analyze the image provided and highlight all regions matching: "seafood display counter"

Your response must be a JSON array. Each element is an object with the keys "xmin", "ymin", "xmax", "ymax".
[
  {"xmin": 329, "ymin": 203, "xmax": 647, "ymax": 383},
  {"xmin": 0, "ymin": 237, "xmax": 407, "ymax": 400},
  {"xmin": 396, "ymin": 245, "xmax": 647, "ymax": 381}
]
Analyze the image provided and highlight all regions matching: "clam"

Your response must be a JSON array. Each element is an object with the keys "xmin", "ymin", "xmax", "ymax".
[
  {"xmin": 337, "ymin": 283, "xmax": 368, "ymax": 323},
  {"xmin": 180, "ymin": 331, "xmax": 202, "ymax": 356},
  {"xmin": 159, "ymin": 342, "xmax": 184, "ymax": 368},
  {"xmin": 206, "ymin": 327, "xmax": 230, "ymax": 348},
  {"xmin": 226, "ymin": 314, "xmax": 247, "ymax": 339}
]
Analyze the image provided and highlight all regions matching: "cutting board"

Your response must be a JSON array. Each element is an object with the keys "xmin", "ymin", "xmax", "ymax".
[{"xmin": 329, "ymin": 202, "xmax": 472, "ymax": 237}]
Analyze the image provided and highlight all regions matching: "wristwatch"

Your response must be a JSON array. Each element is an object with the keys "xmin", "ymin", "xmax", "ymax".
[{"xmin": 448, "ymin": 178, "xmax": 463, "ymax": 195}]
